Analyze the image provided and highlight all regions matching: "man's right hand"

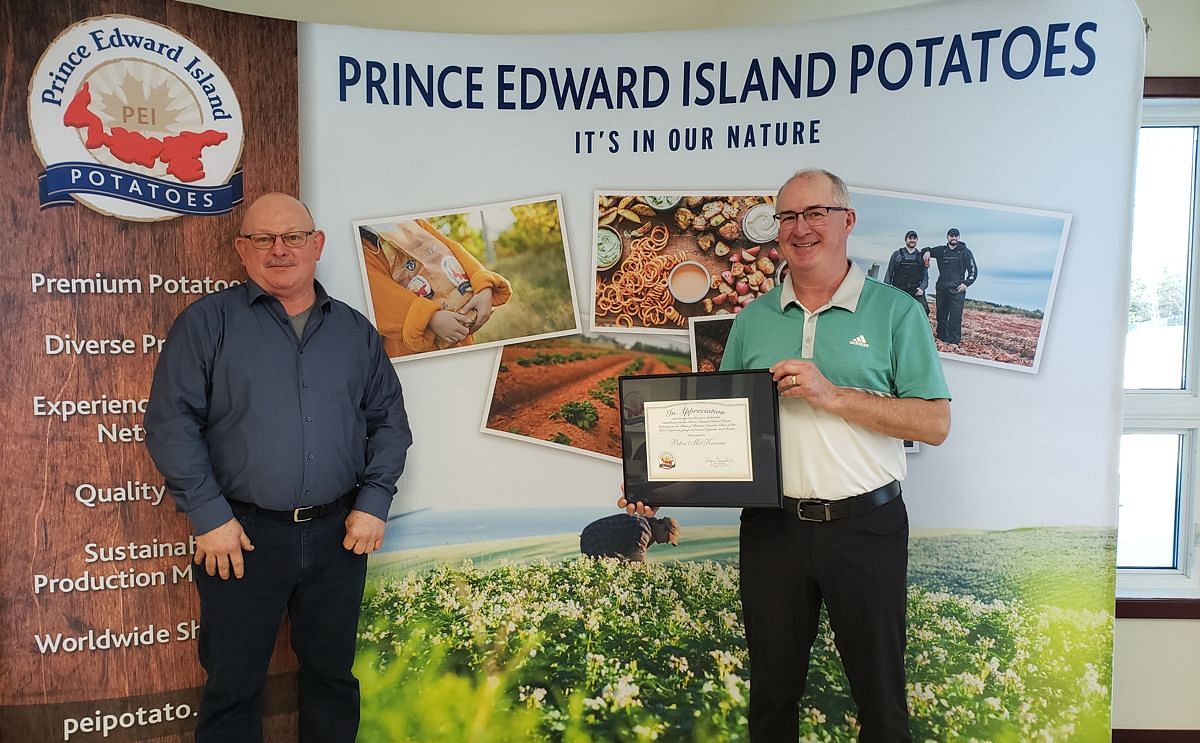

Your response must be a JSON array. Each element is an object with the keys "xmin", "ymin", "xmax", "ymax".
[{"xmin": 195, "ymin": 518, "xmax": 254, "ymax": 579}]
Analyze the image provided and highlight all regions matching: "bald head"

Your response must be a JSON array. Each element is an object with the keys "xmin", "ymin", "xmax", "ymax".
[
  {"xmin": 233, "ymin": 192, "xmax": 325, "ymax": 311},
  {"xmin": 240, "ymin": 193, "xmax": 314, "ymax": 235}
]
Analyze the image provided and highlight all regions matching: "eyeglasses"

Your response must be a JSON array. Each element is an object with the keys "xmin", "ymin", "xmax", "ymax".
[
  {"xmin": 238, "ymin": 230, "xmax": 316, "ymax": 250},
  {"xmin": 773, "ymin": 207, "xmax": 850, "ymax": 228}
]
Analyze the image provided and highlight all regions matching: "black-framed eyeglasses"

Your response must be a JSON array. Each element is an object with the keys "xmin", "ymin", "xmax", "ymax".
[
  {"xmin": 773, "ymin": 207, "xmax": 850, "ymax": 227},
  {"xmin": 238, "ymin": 230, "xmax": 317, "ymax": 250}
]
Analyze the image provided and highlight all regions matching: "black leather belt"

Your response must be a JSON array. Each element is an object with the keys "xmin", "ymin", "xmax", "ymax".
[
  {"xmin": 229, "ymin": 492, "xmax": 353, "ymax": 523},
  {"xmin": 781, "ymin": 480, "xmax": 901, "ymax": 522}
]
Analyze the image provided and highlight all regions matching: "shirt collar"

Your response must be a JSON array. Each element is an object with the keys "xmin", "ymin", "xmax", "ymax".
[
  {"xmin": 778, "ymin": 260, "xmax": 866, "ymax": 313},
  {"xmin": 245, "ymin": 279, "xmax": 331, "ymax": 310}
]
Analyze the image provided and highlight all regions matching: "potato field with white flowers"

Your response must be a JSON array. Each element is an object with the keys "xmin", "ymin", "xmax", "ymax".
[{"xmin": 356, "ymin": 526, "xmax": 1113, "ymax": 742}]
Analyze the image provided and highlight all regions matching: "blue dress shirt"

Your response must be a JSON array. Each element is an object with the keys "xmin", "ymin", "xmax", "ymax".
[{"xmin": 145, "ymin": 280, "xmax": 412, "ymax": 534}]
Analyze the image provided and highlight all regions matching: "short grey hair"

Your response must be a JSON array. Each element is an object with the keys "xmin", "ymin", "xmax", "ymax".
[{"xmin": 779, "ymin": 169, "xmax": 852, "ymax": 208}]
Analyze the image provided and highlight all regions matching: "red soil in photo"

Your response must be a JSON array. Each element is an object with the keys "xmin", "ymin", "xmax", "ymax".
[
  {"xmin": 926, "ymin": 299, "xmax": 1043, "ymax": 367},
  {"xmin": 487, "ymin": 344, "xmax": 688, "ymax": 458}
]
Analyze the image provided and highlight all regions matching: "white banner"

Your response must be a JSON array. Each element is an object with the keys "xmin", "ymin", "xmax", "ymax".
[{"xmin": 300, "ymin": 0, "xmax": 1140, "ymax": 529}]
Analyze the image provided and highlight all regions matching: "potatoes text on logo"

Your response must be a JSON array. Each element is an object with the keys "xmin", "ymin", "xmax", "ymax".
[{"xmin": 29, "ymin": 15, "xmax": 245, "ymax": 221}]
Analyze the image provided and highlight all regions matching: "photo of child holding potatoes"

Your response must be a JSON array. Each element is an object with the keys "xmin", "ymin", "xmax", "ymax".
[{"xmin": 356, "ymin": 196, "xmax": 580, "ymax": 361}]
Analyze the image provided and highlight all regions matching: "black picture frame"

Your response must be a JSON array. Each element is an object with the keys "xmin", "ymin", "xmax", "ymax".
[{"xmin": 619, "ymin": 369, "xmax": 782, "ymax": 508}]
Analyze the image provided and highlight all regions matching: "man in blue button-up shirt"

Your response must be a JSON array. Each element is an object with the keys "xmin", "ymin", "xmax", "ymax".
[{"xmin": 145, "ymin": 193, "xmax": 412, "ymax": 742}]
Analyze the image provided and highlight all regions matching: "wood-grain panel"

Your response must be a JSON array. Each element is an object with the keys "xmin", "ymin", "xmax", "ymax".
[{"xmin": 0, "ymin": 0, "xmax": 299, "ymax": 738}]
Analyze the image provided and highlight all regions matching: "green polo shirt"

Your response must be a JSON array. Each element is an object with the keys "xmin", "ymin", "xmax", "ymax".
[{"xmin": 721, "ymin": 261, "xmax": 949, "ymax": 500}]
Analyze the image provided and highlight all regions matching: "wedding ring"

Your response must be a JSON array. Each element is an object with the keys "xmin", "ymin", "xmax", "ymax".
[{"xmin": 790, "ymin": 374, "xmax": 797, "ymax": 387}]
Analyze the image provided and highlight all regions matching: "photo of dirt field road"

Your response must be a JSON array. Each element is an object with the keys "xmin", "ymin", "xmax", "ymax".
[{"xmin": 483, "ymin": 333, "xmax": 691, "ymax": 461}]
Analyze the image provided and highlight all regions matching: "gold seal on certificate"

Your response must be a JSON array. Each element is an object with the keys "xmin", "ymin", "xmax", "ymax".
[
  {"xmin": 644, "ymin": 399, "xmax": 754, "ymax": 481},
  {"xmin": 620, "ymin": 370, "xmax": 781, "ymax": 508}
]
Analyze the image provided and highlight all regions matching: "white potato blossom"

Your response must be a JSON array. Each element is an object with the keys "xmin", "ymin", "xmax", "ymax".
[
  {"xmin": 357, "ymin": 544, "xmax": 1112, "ymax": 742},
  {"xmin": 605, "ymin": 675, "xmax": 641, "ymax": 710},
  {"xmin": 723, "ymin": 673, "xmax": 745, "ymax": 704}
]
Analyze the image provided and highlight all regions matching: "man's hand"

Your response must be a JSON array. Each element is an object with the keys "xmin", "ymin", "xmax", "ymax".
[
  {"xmin": 771, "ymin": 358, "xmax": 951, "ymax": 444},
  {"xmin": 429, "ymin": 310, "xmax": 472, "ymax": 344},
  {"xmin": 195, "ymin": 518, "xmax": 254, "ymax": 580},
  {"xmin": 459, "ymin": 288, "xmax": 494, "ymax": 333},
  {"xmin": 771, "ymin": 360, "xmax": 838, "ymax": 410},
  {"xmin": 344, "ymin": 510, "xmax": 386, "ymax": 555},
  {"xmin": 956, "ymin": 283, "xmax": 967, "ymax": 293},
  {"xmin": 915, "ymin": 287, "xmax": 924, "ymax": 296},
  {"xmin": 617, "ymin": 483, "xmax": 658, "ymax": 517}
]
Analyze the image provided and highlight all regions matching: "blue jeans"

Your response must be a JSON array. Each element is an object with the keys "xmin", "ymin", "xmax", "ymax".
[{"xmin": 194, "ymin": 500, "xmax": 367, "ymax": 743}]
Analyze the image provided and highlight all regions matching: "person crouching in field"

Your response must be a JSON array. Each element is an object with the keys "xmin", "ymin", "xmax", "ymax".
[{"xmin": 580, "ymin": 513, "xmax": 679, "ymax": 562}]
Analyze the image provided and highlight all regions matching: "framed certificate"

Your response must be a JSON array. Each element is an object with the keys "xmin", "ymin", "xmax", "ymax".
[{"xmin": 620, "ymin": 370, "xmax": 781, "ymax": 508}]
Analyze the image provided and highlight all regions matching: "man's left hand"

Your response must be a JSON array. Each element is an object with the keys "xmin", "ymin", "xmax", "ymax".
[
  {"xmin": 344, "ymin": 510, "xmax": 386, "ymax": 554},
  {"xmin": 774, "ymin": 358, "xmax": 951, "ymax": 444},
  {"xmin": 460, "ymin": 288, "xmax": 494, "ymax": 333},
  {"xmin": 617, "ymin": 483, "xmax": 658, "ymax": 518},
  {"xmin": 771, "ymin": 360, "xmax": 838, "ymax": 410},
  {"xmin": 956, "ymin": 283, "xmax": 967, "ymax": 293}
]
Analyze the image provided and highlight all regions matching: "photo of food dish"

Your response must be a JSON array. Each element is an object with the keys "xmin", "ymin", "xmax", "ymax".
[
  {"xmin": 591, "ymin": 192, "xmax": 780, "ymax": 334},
  {"xmin": 688, "ymin": 315, "xmax": 736, "ymax": 373}
]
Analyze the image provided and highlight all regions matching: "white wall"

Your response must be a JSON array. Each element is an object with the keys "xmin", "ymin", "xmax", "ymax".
[
  {"xmin": 1141, "ymin": 0, "xmax": 1200, "ymax": 76},
  {"xmin": 1112, "ymin": 619, "xmax": 1200, "ymax": 729},
  {"xmin": 186, "ymin": 0, "xmax": 1195, "ymax": 78},
  {"xmin": 187, "ymin": 0, "xmax": 1200, "ymax": 731}
]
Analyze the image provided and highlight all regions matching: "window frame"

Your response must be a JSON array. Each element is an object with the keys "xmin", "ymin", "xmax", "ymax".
[{"xmin": 1117, "ymin": 89, "xmax": 1200, "ymax": 609}]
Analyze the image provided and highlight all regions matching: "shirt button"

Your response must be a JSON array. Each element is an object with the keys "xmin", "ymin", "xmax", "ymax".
[
  {"xmin": 306, "ymin": 416, "xmax": 313, "ymax": 422},
  {"xmin": 307, "ymin": 453, "xmax": 314, "ymax": 460}
]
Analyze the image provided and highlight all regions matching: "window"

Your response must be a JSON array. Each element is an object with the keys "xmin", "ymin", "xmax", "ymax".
[{"xmin": 1118, "ymin": 98, "xmax": 1200, "ymax": 599}]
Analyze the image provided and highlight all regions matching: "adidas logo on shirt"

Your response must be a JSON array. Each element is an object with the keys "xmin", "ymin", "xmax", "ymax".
[{"xmin": 849, "ymin": 335, "xmax": 869, "ymax": 348}]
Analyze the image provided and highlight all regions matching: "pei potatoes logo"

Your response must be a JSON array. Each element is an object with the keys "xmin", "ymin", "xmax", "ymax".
[{"xmin": 28, "ymin": 15, "xmax": 244, "ymax": 221}]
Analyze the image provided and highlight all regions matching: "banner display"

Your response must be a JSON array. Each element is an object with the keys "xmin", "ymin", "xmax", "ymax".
[
  {"xmin": 300, "ymin": 0, "xmax": 1141, "ymax": 739},
  {"xmin": 0, "ymin": 2, "xmax": 299, "ymax": 740},
  {"xmin": 0, "ymin": 0, "xmax": 1141, "ymax": 740}
]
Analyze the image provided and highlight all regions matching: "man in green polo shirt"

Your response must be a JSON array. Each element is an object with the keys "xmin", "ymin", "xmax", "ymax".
[{"xmin": 623, "ymin": 169, "xmax": 950, "ymax": 742}]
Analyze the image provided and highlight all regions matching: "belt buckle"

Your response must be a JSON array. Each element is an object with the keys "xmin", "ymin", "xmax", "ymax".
[
  {"xmin": 795, "ymin": 500, "xmax": 832, "ymax": 522},
  {"xmin": 292, "ymin": 506, "xmax": 316, "ymax": 523}
]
